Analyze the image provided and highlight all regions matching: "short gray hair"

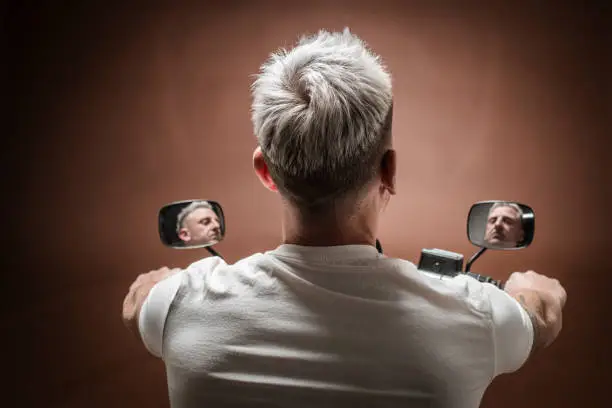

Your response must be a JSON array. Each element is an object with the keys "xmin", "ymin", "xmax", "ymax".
[
  {"xmin": 176, "ymin": 201, "xmax": 214, "ymax": 234},
  {"xmin": 488, "ymin": 202, "xmax": 524, "ymax": 219},
  {"xmin": 250, "ymin": 28, "xmax": 393, "ymax": 209}
]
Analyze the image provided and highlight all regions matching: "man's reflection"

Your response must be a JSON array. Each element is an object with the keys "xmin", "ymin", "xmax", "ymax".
[
  {"xmin": 484, "ymin": 202, "xmax": 524, "ymax": 248},
  {"xmin": 176, "ymin": 201, "xmax": 222, "ymax": 246}
]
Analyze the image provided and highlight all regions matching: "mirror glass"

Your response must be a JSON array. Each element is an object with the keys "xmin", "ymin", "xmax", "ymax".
[
  {"xmin": 158, "ymin": 200, "xmax": 226, "ymax": 249},
  {"xmin": 467, "ymin": 201, "xmax": 535, "ymax": 250}
]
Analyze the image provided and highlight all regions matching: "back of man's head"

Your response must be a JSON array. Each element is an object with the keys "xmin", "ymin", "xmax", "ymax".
[{"xmin": 251, "ymin": 28, "xmax": 393, "ymax": 212}]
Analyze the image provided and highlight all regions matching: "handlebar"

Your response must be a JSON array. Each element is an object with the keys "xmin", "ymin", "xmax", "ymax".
[
  {"xmin": 418, "ymin": 270, "xmax": 505, "ymax": 290},
  {"xmin": 464, "ymin": 272, "xmax": 504, "ymax": 290}
]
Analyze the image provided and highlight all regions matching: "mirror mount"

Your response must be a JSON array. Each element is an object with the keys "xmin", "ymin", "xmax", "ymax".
[
  {"xmin": 375, "ymin": 239, "xmax": 383, "ymax": 254},
  {"xmin": 205, "ymin": 246, "xmax": 224, "ymax": 260},
  {"xmin": 465, "ymin": 247, "xmax": 487, "ymax": 273}
]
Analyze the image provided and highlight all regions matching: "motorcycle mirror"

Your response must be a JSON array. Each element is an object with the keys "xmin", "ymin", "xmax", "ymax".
[
  {"xmin": 467, "ymin": 200, "xmax": 535, "ymax": 250},
  {"xmin": 158, "ymin": 199, "xmax": 226, "ymax": 249}
]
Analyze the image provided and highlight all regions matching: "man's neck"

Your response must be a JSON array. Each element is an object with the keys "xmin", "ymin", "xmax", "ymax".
[{"xmin": 280, "ymin": 203, "xmax": 377, "ymax": 247}]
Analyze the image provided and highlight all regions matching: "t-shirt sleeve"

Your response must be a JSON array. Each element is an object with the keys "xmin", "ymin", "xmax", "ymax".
[
  {"xmin": 483, "ymin": 284, "xmax": 534, "ymax": 376},
  {"xmin": 138, "ymin": 271, "xmax": 184, "ymax": 358},
  {"xmin": 137, "ymin": 256, "xmax": 227, "ymax": 358}
]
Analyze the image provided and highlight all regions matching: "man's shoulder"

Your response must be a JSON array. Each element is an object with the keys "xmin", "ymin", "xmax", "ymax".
[
  {"xmin": 178, "ymin": 252, "xmax": 272, "ymax": 290},
  {"xmin": 184, "ymin": 252, "xmax": 266, "ymax": 273},
  {"xmin": 384, "ymin": 257, "xmax": 497, "ymax": 316},
  {"xmin": 185, "ymin": 255, "xmax": 229, "ymax": 270},
  {"xmin": 181, "ymin": 252, "xmax": 496, "ymax": 308}
]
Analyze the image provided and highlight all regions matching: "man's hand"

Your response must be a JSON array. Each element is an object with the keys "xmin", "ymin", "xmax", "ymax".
[
  {"xmin": 122, "ymin": 266, "xmax": 182, "ymax": 340},
  {"xmin": 504, "ymin": 270, "xmax": 567, "ymax": 355}
]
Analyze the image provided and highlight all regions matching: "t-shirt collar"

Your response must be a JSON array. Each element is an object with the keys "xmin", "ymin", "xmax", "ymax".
[{"xmin": 268, "ymin": 243, "xmax": 382, "ymax": 263}]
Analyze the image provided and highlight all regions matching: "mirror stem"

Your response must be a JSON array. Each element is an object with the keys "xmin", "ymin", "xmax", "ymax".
[
  {"xmin": 206, "ymin": 246, "xmax": 224, "ymax": 260},
  {"xmin": 465, "ymin": 247, "xmax": 487, "ymax": 272},
  {"xmin": 375, "ymin": 239, "xmax": 383, "ymax": 254}
]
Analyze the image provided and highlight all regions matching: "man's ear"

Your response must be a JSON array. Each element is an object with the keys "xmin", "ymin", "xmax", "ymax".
[
  {"xmin": 178, "ymin": 229, "xmax": 190, "ymax": 242},
  {"xmin": 380, "ymin": 149, "xmax": 397, "ymax": 195},
  {"xmin": 253, "ymin": 146, "xmax": 278, "ymax": 192}
]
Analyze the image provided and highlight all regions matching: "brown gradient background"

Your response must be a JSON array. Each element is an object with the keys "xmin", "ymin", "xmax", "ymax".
[{"xmin": 6, "ymin": 1, "xmax": 611, "ymax": 407}]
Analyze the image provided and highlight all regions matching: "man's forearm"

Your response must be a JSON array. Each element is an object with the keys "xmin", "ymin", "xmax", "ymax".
[
  {"xmin": 504, "ymin": 271, "xmax": 566, "ymax": 360},
  {"xmin": 510, "ymin": 290, "xmax": 560, "ymax": 355}
]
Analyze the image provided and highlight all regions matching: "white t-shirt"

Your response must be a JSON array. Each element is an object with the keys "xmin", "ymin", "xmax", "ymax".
[{"xmin": 139, "ymin": 244, "xmax": 533, "ymax": 408}]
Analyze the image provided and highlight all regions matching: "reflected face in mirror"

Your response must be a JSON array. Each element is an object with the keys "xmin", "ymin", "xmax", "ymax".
[
  {"xmin": 158, "ymin": 199, "xmax": 226, "ymax": 249},
  {"xmin": 467, "ymin": 200, "xmax": 535, "ymax": 250},
  {"xmin": 176, "ymin": 202, "xmax": 222, "ymax": 246},
  {"xmin": 484, "ymin": 203, "xmax": 525, "ymax": 248}
]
